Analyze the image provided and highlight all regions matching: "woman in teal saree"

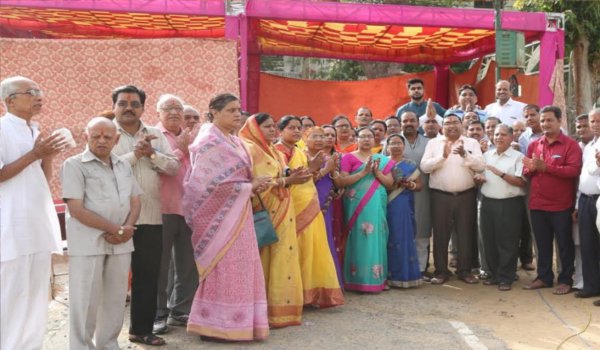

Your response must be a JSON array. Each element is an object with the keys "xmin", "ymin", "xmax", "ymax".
[{"xmin": 339, "ymin": 127, "xmax": 394, "ymax": 292}]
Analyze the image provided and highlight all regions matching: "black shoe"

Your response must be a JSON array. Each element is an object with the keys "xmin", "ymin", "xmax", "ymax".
[{"xmin": 574, "ymin": 290, "xmax": 600, "ymax": 299}]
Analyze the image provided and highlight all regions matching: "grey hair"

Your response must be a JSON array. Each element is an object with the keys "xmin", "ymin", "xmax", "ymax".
[
  {"xmin": 495, "ymin": 124, "xmax": 513, "ymax": 135},
  {"xmin": 183, "ymin": 104, "xmax": 200, "ymax": 116},
  {"xmin": 1, "ymin": 76, "xmax": 36, "ymax": 105},
  {"xmin": 156, "ymin": 94, "xmax": 184, "ymax": 111},
  {"xmin": 588, "ymin": 108, "xmax": 600, "ymax": 117}
]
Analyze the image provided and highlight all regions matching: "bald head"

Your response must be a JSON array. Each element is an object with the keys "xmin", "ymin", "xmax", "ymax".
[
  {"xmin": 86, "ymin": 117, "xmax": 119, "ymax": 162},
  {"xmin": 86, "ymin": 116, "xmax": 117, "ymax": 133}
]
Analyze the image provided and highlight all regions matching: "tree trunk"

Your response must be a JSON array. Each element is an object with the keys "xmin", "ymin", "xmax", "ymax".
[{"xmin": 572, "ymin": 34, "xmax": 593, "ymax": 114}]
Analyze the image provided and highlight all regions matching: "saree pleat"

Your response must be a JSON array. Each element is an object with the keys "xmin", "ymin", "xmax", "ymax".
[
  {"xmin": 239, "ymin": 118, "xmax": 304, "ymax": 328},
  {"xmin": 284, "ymin": 149, "xmax": 344, "ymax": 307},
  {"xmin": 183, "ymin": 124, "xmax": 268, "ymax": 340},
  {"xmin": 386, "ymin": 159, "xmax": 423, "ymax": 288},
  {"xmin": 341, "ymin": 153, "xmax": 392, "ymax": 292}
]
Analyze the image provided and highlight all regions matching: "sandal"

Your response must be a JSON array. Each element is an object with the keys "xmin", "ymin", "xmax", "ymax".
[
  {"xmin": 129, "ymin": 334, "xmax": 166, "ymax": 346},
  {"xmin": 552, "ymin": 284, "xmax": 572, "ymax": 295},
  {"xmin": 498, "ymin": 283, "xmax": 512, "ymax": 291}
]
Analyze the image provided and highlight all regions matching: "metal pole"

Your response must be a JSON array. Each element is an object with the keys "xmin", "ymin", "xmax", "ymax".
[{"xmin": 494, "ymin": 0, "xmax": 502, "ymax": 82}]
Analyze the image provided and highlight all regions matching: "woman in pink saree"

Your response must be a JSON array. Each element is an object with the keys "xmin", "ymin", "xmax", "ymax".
[{"xmin": 183, "ymin": 94, "xmax": 270, "ymax": 341}]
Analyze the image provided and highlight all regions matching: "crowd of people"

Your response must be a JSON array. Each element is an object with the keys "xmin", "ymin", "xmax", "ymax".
[{"xmin": 1, "ymin": 75, "xmax": 600, "ymax": 349}]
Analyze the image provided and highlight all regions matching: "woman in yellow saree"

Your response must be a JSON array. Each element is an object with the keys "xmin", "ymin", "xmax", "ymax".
[
  {"xmin": 239, "ymin": 113, "xmax": 306, "ymax": 328},
  {"xmin": 275, "ymin": 116, "xmax": 345, "ymax": 308}
]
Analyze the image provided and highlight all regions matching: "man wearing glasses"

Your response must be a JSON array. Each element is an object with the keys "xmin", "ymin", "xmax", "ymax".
[
  {"xmin": 153, "ymin": 94, "xmax": 199, "ymax": 335},
  {"xmin": 420, "ymin": 113, "xmax": 485, "ymax": 285},
  {"xmin": 110, "ymin": 85, "xmax": 180, "ymax": 346},
  {"xmin": 0, "ymin": 76, "xmax": 67, "ymax": 349}
]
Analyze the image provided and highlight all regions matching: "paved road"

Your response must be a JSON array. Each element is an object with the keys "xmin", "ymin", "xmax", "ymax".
[{"xmin": 44, "ymin": 255, "xmax": 600, "ymax": 349}]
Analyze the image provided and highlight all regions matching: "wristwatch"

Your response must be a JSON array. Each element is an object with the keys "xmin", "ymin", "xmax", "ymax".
[
  {"xmin": 500, "ymin": 173, "xmax": 506, "ymax": 178},
  {"xmin": 117, "ymin": 226, "xmax": 124, "ymax": 236}
]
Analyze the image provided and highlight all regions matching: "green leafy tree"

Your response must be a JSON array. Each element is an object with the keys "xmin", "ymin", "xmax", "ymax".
[{"xmin": 515, "ymin": 0, "xmax": 600, "ymax": 113}]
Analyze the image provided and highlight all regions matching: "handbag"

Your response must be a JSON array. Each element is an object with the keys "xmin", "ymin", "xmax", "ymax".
[{"xmin": 253, "ymin": 194, "xmax": 279, "ymax": 249}]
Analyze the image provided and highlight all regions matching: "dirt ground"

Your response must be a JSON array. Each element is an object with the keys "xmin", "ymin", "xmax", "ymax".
[{"xmin": 44, "ymin": 253, "xmax": 600, "ymax": 350}]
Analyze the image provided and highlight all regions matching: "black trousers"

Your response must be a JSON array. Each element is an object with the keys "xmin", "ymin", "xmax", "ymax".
[
  {"xmin": 530, "ymin": 209, "xmax": 574, "ymax": 286},
  {"xmin": 129, "ymin": 224, "xmax": 163, "ymax": 335},
  {"xmin": 519, "ymin": 201, "xmax": 534, "ymax": 264},
  {"xmin": 480, "ymin": 196, "xmax": 524, "ymax": 284},
  {"xmin": 577, "ymin": 194, "xmax": 600, "ymax": 294},
  {"xmin": 431, "ymin": 188, "xmax": 477, "ymax": 277}
]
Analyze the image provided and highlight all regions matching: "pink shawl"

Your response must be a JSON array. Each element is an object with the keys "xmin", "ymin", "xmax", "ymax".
[{"xmin": 183, "ymin": 123, "xmax": 254, "ymax": 282}]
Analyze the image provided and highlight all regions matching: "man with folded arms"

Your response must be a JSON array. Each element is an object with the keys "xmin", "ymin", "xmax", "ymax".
[
  {"xmin": 421, "ymin": 113, "xmax": 485, "ymax": 284},
  {"xmin": 0, "ymin": 76, "xmax": 66, "ymax": 349},
  {"xmin": 62, "ymin": 117, "xmax": 142, "ymax": 349},
  {"xmin": 477, "ymin": 124, "xmax": 527, "ymax": 291},
  {"xmin": 522, "ymin": 106, "xmax": 581, "ymax": 295}
]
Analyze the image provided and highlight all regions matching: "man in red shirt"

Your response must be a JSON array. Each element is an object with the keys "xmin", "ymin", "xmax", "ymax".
[{"xmin": 522, "ymin": 106, "xmax": 582, "ymax": 295}]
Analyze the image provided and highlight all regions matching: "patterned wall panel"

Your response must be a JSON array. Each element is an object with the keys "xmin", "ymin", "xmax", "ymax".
[{"xmin": 0, "ymin": 38, "xmax": 239, "ymax": 198}]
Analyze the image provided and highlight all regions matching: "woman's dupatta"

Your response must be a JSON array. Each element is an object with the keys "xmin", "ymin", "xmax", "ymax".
[
  {"xmin": 183, "ymin": 124, "xmax": 253, "ymax": 282},
  {"xmin": 239, "ymin": 117, "xmax": 291, "ymax": 231},
  {"xmin": 276, "ymin": 147, "xmax": 321, "ymax": 234},
  {"xmin": 345, "ymin": 154, "xmax": 394, "ymax": 234}
]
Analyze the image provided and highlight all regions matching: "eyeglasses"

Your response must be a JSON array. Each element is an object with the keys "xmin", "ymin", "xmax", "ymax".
[
  {"xmin": 184, "ymin": 115, "xmax": 200, "ymax": 121},
  {"xmin": 308, "ymin": 135, "xmax": 325, "ymax": 140},
  {"xmin": 335, "ymin": 124, "xmax": 351, "ymax": 130},
  {"xmin": 116, "ymin": 101, "xmax": 142, "ymax": 109},
  {"xmin": 160, "ymin": 106, "xmax": 183, "ymax": 113},
  {"xmin": 388, "ymin": 142, "xmax": 404, "ymax": 146},
  {"xmin": 357, "ymin": 135, "xmax": 374, "ymax": 139},
  {"xmin": 9, "ymin": 89, "xmax": 43, "ymax": 98}
]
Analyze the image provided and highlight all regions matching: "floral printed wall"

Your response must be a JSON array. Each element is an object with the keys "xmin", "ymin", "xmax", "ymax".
[{"xmin": 0, "ymin": 38, "xmax": 239, "ymax": 198}]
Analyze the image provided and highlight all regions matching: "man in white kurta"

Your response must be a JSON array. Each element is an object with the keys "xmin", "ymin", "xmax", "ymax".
[
  {"xmin": 0, "ymin": 76, "xmax": 66, "ymax": 349},
  {"xmin": 62, "ymin": 117, "xmax": 142, "ymax": 349}
]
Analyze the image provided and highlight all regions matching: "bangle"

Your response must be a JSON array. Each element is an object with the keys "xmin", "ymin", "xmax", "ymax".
[
  {"xmin": 500, "ymin": 173, "xmax": 506, "ymax": 179},
  {"xmin": 281, "ymin": 177, "xmax": 286, "ymax": 187},
  {"xmin": 330, "ymin": 171, "xmax": 340, "ymax": 179},
  {"xmin": 409, "ymin": 181, "xmax": 416, "ymax": 190}
]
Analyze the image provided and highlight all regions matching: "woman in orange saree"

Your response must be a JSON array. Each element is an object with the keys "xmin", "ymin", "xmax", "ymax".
[
  {"xmin": 182, "ymin": 94, "xmax": 270, "ymax": 341},
  {"xmin": 275, "ymin": 116, "xmax": 344, "ymax": 307},
  {"xmin": 239, "ymin": 113, "xmax": 305, "ymax": 328}
]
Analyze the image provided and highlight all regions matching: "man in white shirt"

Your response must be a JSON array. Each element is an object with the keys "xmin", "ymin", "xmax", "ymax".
[
  {"xmin": 484, "ymin": 80, "xmax": 527, "ymax": 125},
  {"xmin": 0, "ymin": 76, "xmax": 67, "ymax": 349},
  {"xmin": 110, "ymin": 85, "xmax": 180, "ymax": 346},
  {"xmin": 421, "ymin": 113, "xmax": 485, "ymax": 284},
  {"xmin": 477, "ymin": 124, "xmax": 527, "ymax": 291},
  {"xmin": 576, "ymin": 109, "xmax": 600, "ymax": 301}
]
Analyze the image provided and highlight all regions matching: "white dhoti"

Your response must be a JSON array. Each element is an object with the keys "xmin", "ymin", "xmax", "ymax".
[
  {"xmin": 1, "ymin": 252, "xmax": 52, "ymax": 350},
  {"xmin": 69, "ymin": 253, "xmax": 131, "ymax": 350}
]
